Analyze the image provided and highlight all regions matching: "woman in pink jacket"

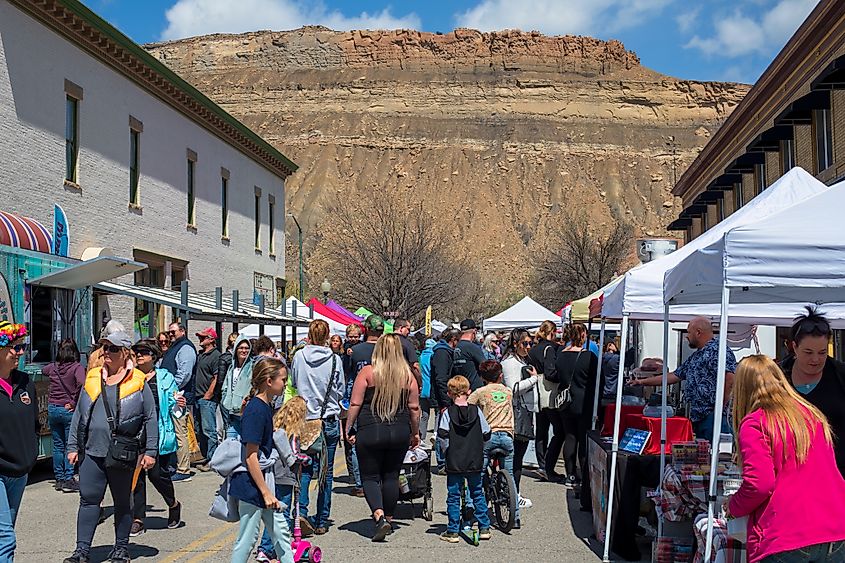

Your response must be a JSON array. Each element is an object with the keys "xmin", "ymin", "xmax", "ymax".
[{"xmin": 728, "ymin": 355, "xmax": 845, "ymax": 562}]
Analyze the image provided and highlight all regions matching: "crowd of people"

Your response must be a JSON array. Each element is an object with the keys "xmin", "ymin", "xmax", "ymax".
[{"xmin": 0, "ymin": 305, "xmax": 844, "ymax": 562}]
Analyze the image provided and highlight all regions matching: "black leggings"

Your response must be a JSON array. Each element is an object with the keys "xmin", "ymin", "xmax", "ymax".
[
  {"xmin": 76, "ymin": 455, "xmax": 133, "ymax": 554},
  {"xmin": 355, "ymin": 421, "xmax": 410, "ymax": 518},
  {"xmin": 544, "ymin": 409, "xmax": 568, "ymax": 476},
  {"xmin": 513, "ymin": 439, "xmax": 529, "ymax": 492},
  {"xmin": 534, "ymin": 409, "xmax": 551, "ymax": 472},
  {"xmin": 562, "ymin": 414, "xmax": 590, "ymax": 481},
  {"xmin": 132, "ymin": 453, "xmax": 177, "ymax": 521}
]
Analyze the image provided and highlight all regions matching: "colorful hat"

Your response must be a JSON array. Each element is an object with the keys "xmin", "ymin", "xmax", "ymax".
[{"xmin": 0, "ymin": 320, "xmax": 27, "ymax": 348}]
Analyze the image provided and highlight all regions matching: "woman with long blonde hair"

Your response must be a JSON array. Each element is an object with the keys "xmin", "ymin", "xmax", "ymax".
[
  {"xmin": 346, "ymin": 334, "xmax": 420, "ymax": 542},
  {"xmin": 728, "ymin": 355, "xmax": 845, "ymax": 563}
]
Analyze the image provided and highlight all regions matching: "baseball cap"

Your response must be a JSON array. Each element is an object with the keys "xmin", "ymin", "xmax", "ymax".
[
  {"xmin": 99, "ymin": 331, "xmax": 132, "ymax": 348},
  {"xmin": 459, "ymin": 319, "xmax": 477, "ymax": 331},
  {"xmin": 364, "ymin": 315, "xmax": 385, "ymax": 332},
  {"xmin": 196, "ymin": 327, "xmax": 218, "ymax": 340}
]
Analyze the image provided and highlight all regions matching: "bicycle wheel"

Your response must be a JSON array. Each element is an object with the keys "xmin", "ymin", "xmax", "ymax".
[{"xmin": 492, "ymin": 470, "xmax": 517, "ymax": 532}]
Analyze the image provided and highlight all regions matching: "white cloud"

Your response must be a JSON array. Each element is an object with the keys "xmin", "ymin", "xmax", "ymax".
[
  {"xmin": 454, "ymin": 0, "xmax": 671, "ymax": 36},
  {"xmin": 160, "ymin": 0, "xmax": 421, "ymax": 41},
  {"xmin": 675, "ymin": 7, "xmax": 699, "ymax": 33},
  {"xmin": 684, "ymin": 0, "xmax": 818, "ymax": 58}
]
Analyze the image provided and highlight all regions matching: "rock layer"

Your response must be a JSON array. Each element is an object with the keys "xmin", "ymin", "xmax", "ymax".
[{"xmin": 146, "ymin": 27, "xmax": 750, "ymax": 303}]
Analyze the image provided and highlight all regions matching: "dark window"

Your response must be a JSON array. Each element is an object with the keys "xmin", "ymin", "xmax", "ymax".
[
  {"xmin": 221, "ymin": 176, "xmax": 229, "ymax": 237},
  {"xmin": 717, "ymin": 197, "xmax": 725, "ymax": 222},
  {"xmin": 254, "ymin": 192, "xmax": 261, "ymax": 249},
  {"xmin": 187, "ymin": 159, "xmax": 196, "ymax": 225},
  {"xmin": 65, "ymin": 96, "xmax": 79, "ymax": 182},
  {"xmin": 734, "ymin": 182, "xmax": 744, "ymax": 209},
  {"xmin": 755, "ymin": 162, "xmax": 766, "ymax": 194},
  {"xmin": 268, "ymin": 199, "xmax": 275, "ymax": 254},
  {"xmin": 814, "ymin": 108, "xmax": 833, "ymax": 172},
  {"xmin": 129, "ymin": 129, "xmax": 140, "ymax": 205},
  {"xmin": 780, "ymin": 138, "xmax": 795, "ymax": 173}
]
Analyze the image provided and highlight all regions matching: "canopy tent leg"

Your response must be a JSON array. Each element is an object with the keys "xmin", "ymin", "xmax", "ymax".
[
  {"xmin": 658, "ymin": 303, "xmax": 670, "ymax": 539},
  {"xmin": 592, "ymin": 317, "xmax": 607, "ymax": 430},
  {"xmin": 704, "ymin": 286, "xmax": 731, "ymax": 561},
  {"xmin": 602, "ymin": 313, "xmax": 629, "ymax": 562}
]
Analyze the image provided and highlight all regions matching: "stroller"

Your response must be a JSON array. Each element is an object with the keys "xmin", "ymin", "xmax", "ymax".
[{"xmin": 398, "ymin": 446, "xmax": 433, "ymax": 521}]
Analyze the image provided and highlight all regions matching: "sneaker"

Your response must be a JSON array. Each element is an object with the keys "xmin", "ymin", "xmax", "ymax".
[
  {"xmin": 518, "ymin": 495, "xmax": 533, "ymax": 509},
  {"xmin": 566, "ymin": 475, "xmax": 578, "ymax": 488},
  {"xmin": 439, "ymin": 531, "xmax": 459, "ymax": 543},
  {"xmin": 98, "ymin": 507, "xmax": 108, "ymax": 525},
  {"xmin": 352, "ymin": 488, "xmax": 365, "ymax": 497},
  {"xmin": 513, "ymin": 519, "xmax": 521, "ymax": 530},
  {"xmin": 167, "ymin": 501, "xmax": 182, "ymax": 529},
  {"xmin": 315, "ymin": 527, "xmax": 328, "ymax": 535},
  {"xmin": 129, "ymin": 520, "xmax": 145, "ymax": 537},
  {"xmin": 54, "ymin": 480, "xmax": 64, "ymax": 491},
  {"xmin": 255, "ymin": 549, "xmax": 274, "ymax": 562},
  {"xmin": 479, "ymin": 528, "xmax": 492, "ymax": 540},
  {"xmin": 299, "ymin": 516, "xmax": 315, "ymax": 537},
  {"xmin": 63, "ymin": 550, "xmax": 90, "ymax": 563},
  {"xmin": 194, "ymin": 463, "xmax": 211, "ymax": 473},
  {"xmin": 63, "ymin": 480, "xmax": 80, "ymax": 493},
  {"xmin": 108, "ymin": 547, "xmax": 131, "ymax": 563},
  {"xmin": 432, "ymin": 465, "xmax": 446, "ymax": 476},
  {"xmin": 171, "ymin": 472, "xmax": 193, "ymax": 483},
  {"xmin": 372, "ymin": 516, "xmax": 391, "ymax": 542}
]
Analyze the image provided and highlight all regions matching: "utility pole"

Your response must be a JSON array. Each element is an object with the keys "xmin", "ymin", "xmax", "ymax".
[
  {"xmin": 287, "ymin": 213, "xmax": 304, "ymax": 302},
  {"xmin": 667, "ymin": 135, "xmax": 678, "ymax": 186}
]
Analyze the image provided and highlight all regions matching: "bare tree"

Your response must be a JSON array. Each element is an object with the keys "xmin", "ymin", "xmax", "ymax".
[
  {"xmin": 532, "ymin": 212, "xmax": 633, "ymax": 308},
  {"xmin": 311, "ymin": 189, "xmax": 477, "ymax": 320}
]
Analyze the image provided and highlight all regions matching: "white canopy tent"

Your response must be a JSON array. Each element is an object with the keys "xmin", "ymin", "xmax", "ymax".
[
  {"xmin": 239, "ymin": 297, "xmax": 347, "ymax": 340},
  {"xmin": 482, "ymin": 296, "xmax": 560, "ymax": 332},
  {"xmin": 663, "ymin": 180, "xmax": 845, "ymax": 560},
  {"xmin": 596, "ymin": 168, "xmax": 839, "ymax": 562}
]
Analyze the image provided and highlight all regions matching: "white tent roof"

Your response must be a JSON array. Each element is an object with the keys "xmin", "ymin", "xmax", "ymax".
[
  {"xmin": 239, "ymin": 297, "xmax": 348, "ymax": 339},
  {"xmin": 601, "ymin": 167, "xmax": 839, "ymax": 324},
  {"xmin": 665, "ymin": 180, "xmax": 845, "ymax": 308},
  {"xmin": 483, "ymin": 296, "xmax": 560, "ymax": 332}
]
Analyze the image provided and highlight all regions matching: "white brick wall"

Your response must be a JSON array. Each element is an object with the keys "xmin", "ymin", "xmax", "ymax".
[{"xmin": 0, "ymin": 2, "xmax": 286, "ymax": 331}]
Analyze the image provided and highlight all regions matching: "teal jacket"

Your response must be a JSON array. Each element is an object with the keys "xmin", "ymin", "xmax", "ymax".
[
  {"xmin": 221, "ymin": 335, "xmax": 254, "ymax": 415},
  {"xmin": 155, "ymin": 368, "xmax": 179, "ymax": 456}
]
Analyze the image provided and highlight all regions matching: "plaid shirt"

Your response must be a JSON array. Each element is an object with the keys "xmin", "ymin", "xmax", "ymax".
[{"xmin": 675, "ymin": 338, "xmax": 737, "ymax": 422}]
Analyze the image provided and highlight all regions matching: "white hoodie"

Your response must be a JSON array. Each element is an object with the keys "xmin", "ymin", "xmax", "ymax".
[{"xmin": 291, "ymin": 345, "xmax": 345, "ymax": 420}]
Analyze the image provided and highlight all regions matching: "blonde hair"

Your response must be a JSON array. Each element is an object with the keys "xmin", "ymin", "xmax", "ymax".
[
  {"xmin": 537, "ymin": 320, "xmax": 557, "ymax": 341},
  {"xmin": 274, "ymin": 395, "xmax": 307, "ymax": 438},
  {"xmin": 447, "ymin": 375, "xmax": 470, "ymax": 396},
  {"xmin": 246, "ymin": 358, "xmax": 287, "ymax": 403},
  {"xmin": 308, "ymin": 319, "xmax": 330, "ymax": 346},
  {"xmin": 732, "ymin": 355, "xmax": 833, "ymax": 465},
  {"xmin": 370, "ymin": 334, "xmax": 412, "ymax": 422}
]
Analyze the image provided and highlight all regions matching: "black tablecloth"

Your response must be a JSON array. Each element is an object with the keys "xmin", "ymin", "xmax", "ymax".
[{"xmin": 588, "ymin": 431, "xmax": 661, "ymax": 560}]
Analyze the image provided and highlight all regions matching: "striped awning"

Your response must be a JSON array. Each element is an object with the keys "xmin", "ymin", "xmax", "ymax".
[{"xmin": 0, "ymin": 211, "xmax": 53, "ymax": 253}]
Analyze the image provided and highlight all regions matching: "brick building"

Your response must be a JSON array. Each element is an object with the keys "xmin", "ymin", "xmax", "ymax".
[{"xmin": 0, "ymin": 0, "xmax": 297, "ymax": 336}]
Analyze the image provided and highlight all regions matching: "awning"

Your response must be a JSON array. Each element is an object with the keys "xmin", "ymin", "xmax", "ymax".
[
  {"xmin": 666, "ymin": 217, "xmax": 692, "ymax": 231},
  {"xmin": 725, "ymin": 151, "xmax": 765, "ymax": 173},
  {"xmin": 746, "ymin": 125, "xmax": 794, "ymax": 152},
  {"xmin": 709, "ymin": 173, "xmax": 743, "ymax": 189},
  {"xmin": 811, "ymin": 56, "xmax": 845, "ymax": 91},
  {"xmin": 95, "ymin": 281, "xmax": 308, "ymax": 325},
  {"xmin": 775, "ymin": 90, "xmax": 830, "ymax": 125},
  {"xmin": 0, "ymin": 211, "xmax": 53, "ymax": 253},
  {"xmin": 30, "ymin": 256, "xmax": 146, "ymax": 289}
]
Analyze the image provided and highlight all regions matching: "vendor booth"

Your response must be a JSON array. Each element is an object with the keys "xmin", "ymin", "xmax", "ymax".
[
  {"xmin": 239, "ymin": 297, "xmax": 340, "ymax": 341},
  {"xmin": 482, "ymin": 296, "xmax": 560, "ymax": 332}
]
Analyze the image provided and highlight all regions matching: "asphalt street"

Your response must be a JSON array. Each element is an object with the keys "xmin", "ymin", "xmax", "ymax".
[{"xmin": 14, "ymin": 450, "xmax": 647, "ymax": 562}]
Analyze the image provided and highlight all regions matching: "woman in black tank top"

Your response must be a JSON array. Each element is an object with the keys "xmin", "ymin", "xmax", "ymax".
[{"xmin": 346, "ymin": 334, "xmax": 421, "ymax": 542}]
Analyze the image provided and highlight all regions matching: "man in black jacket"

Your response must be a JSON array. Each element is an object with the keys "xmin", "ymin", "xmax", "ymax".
[{"xmin": 431, "ymin": 328, "xmax": 460, "ymax": 473}]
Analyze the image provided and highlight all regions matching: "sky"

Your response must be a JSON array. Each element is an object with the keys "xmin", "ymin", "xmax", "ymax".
[{"xmin": 85, "ymin": 0, "xmax": 821, "ymax": 84}]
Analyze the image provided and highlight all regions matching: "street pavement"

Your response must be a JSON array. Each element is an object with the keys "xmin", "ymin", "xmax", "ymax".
[{"xmin": 14, "ymin": 451, "xmax": 647, "ymax": 562}]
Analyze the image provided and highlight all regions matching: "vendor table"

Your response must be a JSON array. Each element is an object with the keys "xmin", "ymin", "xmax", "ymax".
[
  {"xmin": 623, "ymin": 414, "xmax": 694, "ymax": 455},
  {"xmin": 588, "ymin": 431, "xmax": 660, "ymax": 561},
  {"xmin": 601, "ymin": 404, "xmax": 642, "ymax": 436}
]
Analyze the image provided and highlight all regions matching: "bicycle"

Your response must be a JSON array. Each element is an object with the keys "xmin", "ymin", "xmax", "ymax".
[{"xmin": 483, "ymin": 446, "xmax": 517, "ymax": 533}]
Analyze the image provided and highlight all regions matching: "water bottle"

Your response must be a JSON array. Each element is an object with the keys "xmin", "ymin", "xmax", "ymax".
[
  {"xmin": 399, "ymin": 471, "xmax": 410, "ymax": 494},
  {"xmin": 173, "ymin": 391, "xmax": 185, "ymax": 418}
]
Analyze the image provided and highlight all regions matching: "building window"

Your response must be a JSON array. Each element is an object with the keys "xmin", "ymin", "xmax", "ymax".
[
  {"xmin": 129, "ymin": 129, "xmax": 140, "ymax": 205},
  {"xmin": 814, "ymin": 108, "xmax": 833, "ymax": 172},
  {"xmin": 754, "ymin": 162, "xmax": 766, "ymax": 194},
  {"xmin": 734, "ymin": 182, "xmax": 744, "ymax": 210},
  {"xmin": 268, "ymin": 196, "xmax": 276, "ymax": 255},
  {"xmin": 717, "ymin": 197, "xmax": 725, "ymax": 222},
  {"xmin": 221, "ymin": 168, "xmax": 230, "ymax": 238},
  {"xmin": 780, "ymin": 138, "xmax": 795, "ymax": 173},
  {"xmin": 254, "ymin": 187, "xmax": 262, "ymax": 250},
  {"xmin": 187, "ymin": 149, "xmax": 197, "ymax": 227},
  {"xmin": 65, "ymin": 96, "xmax": 79, "ymax": 183}
]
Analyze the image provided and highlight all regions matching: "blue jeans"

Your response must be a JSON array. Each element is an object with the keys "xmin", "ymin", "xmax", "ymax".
[
  {"xmin": 434, "ymin": 411, "xmax": 445, "ymax": 468},
  {"xmin": 764, "ymin": 541, "xmax": 845, "ymax": 562},
  {"xmin": 196, "ymin": 399, "xmax": 220, "ymax": 461},
  {"xmin": 446, "ymin": 472, "xmax": 490, "ymax": 533},
  {"xmin": 224, "ymin": 410, "xmax": 242, "ymax": 439},
  {"xmin": 299, "ymin": 418, "xmax": 340, "ymax": 528},
  {"xmin": 0, "ymin": 474, "xmax": 28, "ymax": 562},
  {"xmin": 693, "ymin": 410, "xmax": 732, "ymax": 443},
  {"xmin": 258, "ymin": 484, "xmax": 294, "ymax": 556},
  {"xmin": 48, "ymin": 404, "xmax": 75, "ymax": 481},
  {"xmin": 231, "ymin": 501, "xmax": 293, "ymax": 563},
  {"xmin": 483, "ymin": 431, "xmax": 517, "ymax": 519}
]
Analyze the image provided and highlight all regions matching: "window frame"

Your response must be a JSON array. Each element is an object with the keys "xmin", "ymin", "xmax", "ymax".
[
  {"xmin": 268, "ymin": 195, "xmax": 276, "ymax": 255},
  {"xmin": 733, "ymin": 182, "xmax": 744, "ymax": 210},
  {"xmin": 129, "ymin": 128, "xmax": 141, "ymax": 206},
  {"xmin": 186, "ymin": 149, "xmax": 197, "ymax": 227},
  {"xmin": 221, "ymin": 168, "xmax": 230, "ymax": 239},
  {"xmin": 780, "ymin": 138, "xmax": 796, "ymax": 173},
  {"xmin": 65, "ymin": 95, "xmax": 80, "ymax": 183},
  {"xmin": 254, "ymin": 187, "xmax": 262, "ymax": 251},
  {"xmin": 814, "ymin": 108, "xmax": 834, "ymax": 173},
  {"xmin": 754, "ymin": 162, "xmax": 766, "ymax": 195}
]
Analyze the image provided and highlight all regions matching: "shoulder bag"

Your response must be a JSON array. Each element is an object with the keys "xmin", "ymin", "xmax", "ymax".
[
  {"xmin": 552, "ymin": 350, "xmax": 582, "ymax": 412},
  {"xmin": 301, "ymin": 355, "xmax": 337, "ymax": 456},
  {"xmin": 102, "ymin": 381, "xmax": 142, "ymax": 470}
]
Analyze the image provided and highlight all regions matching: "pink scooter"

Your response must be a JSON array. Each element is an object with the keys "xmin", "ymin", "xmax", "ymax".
[{"xmin": 290, "ymin": 468, "xmax": 322, "ymax": 563}]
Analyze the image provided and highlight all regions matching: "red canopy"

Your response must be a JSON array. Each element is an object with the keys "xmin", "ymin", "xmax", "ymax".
[{"xmin": 306, "ymin": 298, "xmax": 363, "ymax": 327}]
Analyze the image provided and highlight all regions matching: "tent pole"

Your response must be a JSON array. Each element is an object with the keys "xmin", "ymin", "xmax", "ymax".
[
  {"xmin": 658, "ymin": 303, "xmax": 670, "ymax": 539},
  {"xmin": 602, "ymin": 313, "xmax": 629, "ymax": 562},
  {"xmin": 592, "ymin": 317, "xmax": 606, "ymax": 430},
  {"xmin": 705, "ymin": 286, "xmax": 731, "ymax": 561}
]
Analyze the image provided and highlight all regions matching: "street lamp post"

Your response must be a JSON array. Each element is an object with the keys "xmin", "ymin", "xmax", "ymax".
[
  {"xmin": 321, "ymin": 278, "xmax": 332, "ymax": 304},
  {"xmin": 287, "ymin": 213, "xmax": 304, "ymax": 303},
  {"xmin": 382, "ymin": 298, "xmax": 390, "ymax": 317}
]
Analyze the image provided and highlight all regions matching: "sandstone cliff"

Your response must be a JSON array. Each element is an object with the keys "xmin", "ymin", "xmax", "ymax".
[{"xmin": 146, "ymin": 27, "xmax": 749, "ymax": 307}]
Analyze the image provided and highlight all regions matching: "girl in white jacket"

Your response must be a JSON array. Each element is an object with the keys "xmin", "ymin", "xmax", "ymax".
[{"xmin": 501, "ymin": 328, "xmax": 541, "ymax": 515}]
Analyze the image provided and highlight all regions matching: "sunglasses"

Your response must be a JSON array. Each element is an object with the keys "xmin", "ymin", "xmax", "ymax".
[
  {"xmin": 133, "ymin": 348, "xmax": 153, "ymax": 357},
  {"xmin": 168, "ymin": 330, "xmax": 177, "ymax": 336},
  {"xmin": 5, "ymin": 343, "xmax": 26, "ymax": 353},
  {"xmin": 521, "ymin": 341, "xmax": 533, "ymax": 347},
  {"xmin": 103, "ymin": 344, "xmax": 125, "ymax": 354},
  {"xmin": 157, "ymin": 339, "xmax": 169, "ymax": 345}
]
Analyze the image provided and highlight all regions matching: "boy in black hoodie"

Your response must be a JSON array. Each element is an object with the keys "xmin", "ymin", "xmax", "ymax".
[{"xmin": 437, "ymin": 375, "xmax": 492, "ymax": 542}]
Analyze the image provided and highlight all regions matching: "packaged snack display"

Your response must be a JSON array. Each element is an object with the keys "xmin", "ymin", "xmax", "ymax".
[{"xmin": 652, "ymin": 536, "xmax": 694, "ymax": 563}]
